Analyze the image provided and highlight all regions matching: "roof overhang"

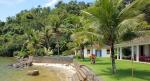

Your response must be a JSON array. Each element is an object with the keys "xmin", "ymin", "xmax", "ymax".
[{"xmin": 115, "ymin": 35, "xmax": 150, "ymax": 48}]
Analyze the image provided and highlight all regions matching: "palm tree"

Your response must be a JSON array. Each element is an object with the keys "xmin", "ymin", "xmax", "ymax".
[
  {"xmin": 48, "ymin": 14, "xmax": 63, "ymax": 55},
  {"xmin": 70, "ymin": 17, "xmax": 102, "ymax": 59},
  {"xmin": 84, "ymin": 0, "xmax": 150, "ymax": 74},
  {"xmin": 40, "ymin": 26, "xmax": 53, "ymax": 51},
  {"xmin": 25, "ymin": 30, "xmax": 42, "ymax": 56}
]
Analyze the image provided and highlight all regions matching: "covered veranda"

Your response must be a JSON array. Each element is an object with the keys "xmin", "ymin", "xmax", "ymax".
[{"xmin": 115, "ymin": 35, "xmax": 150, "ymax": 62}]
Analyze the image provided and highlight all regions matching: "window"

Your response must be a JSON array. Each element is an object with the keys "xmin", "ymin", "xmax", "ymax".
[
  {"xmin": 87, "ymin": 50, "xmax": 90, "ymax": 54},
  {"xmin": 107, "ymin": 49, "xmax": 110, "ymax": 55}
]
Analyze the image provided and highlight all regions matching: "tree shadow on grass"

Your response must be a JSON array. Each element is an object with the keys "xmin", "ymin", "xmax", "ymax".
[
  {"xmin": 82, "ymin": 59, "xmax": 111, "ymax": 65},
  {"xmin": 81, "ymin": 58, "xmax": 104, "ymax": 63},
  {"xmin": 94, "ymin": 62, "xmax": 111, "ymax": 65},
  {"xmin": 98, "ymin": 68, "xmax": 150, "ymax": 81}
]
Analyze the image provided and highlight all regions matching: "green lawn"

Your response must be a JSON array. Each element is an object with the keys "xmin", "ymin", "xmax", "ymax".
[{"xmin": 78, "ymin": 58, "xmax": 150, "ymax": 81}]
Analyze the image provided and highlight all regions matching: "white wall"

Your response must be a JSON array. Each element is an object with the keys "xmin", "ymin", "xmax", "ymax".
[
  {"xmin": 83, "ymin": 48, "xmax": 97, "ymax": 57},
  {"xmin": 101, "ymin": 49, "xmax": 107, "ymax": 57},
  {"xmin": 90, "ymin": 49, "xmax": 92, "ymax": 54},
  {"xmin": 93, "ymin": 49, "xmax": 96, "ymax": 55},
  {"xmin": 84, "ymin": 48, "xmax": 88, "ymax": 57},
  {"xmin": 89, "ymin": 48, "xmax": 96, "ymax": 55},
  {"xmin": 83, "ymin": 48, "xmax": 111, "ymax": 57}
]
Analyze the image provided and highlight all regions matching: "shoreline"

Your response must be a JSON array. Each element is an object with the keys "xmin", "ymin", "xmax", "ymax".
[{"xmin": 33, "ymin": 63, "xmax": 76, "ymax": 81}]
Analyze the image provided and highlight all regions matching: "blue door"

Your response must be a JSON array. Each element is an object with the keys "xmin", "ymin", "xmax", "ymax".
[{"xmin": 96, "ymin": 50, "xmax": 102, "ymax": 57}]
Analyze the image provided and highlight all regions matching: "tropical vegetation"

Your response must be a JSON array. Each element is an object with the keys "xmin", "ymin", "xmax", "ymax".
[
  {"xmin": 86, "ymin": 0, "xmax": 150, "ymax": 74},
  {"xmin": 0, "ymin": 0, "xmax": 150, "ymax": 75},
  {"xmin": 0, "ymin": 1, "xmax": 90, "ymax": 57}
]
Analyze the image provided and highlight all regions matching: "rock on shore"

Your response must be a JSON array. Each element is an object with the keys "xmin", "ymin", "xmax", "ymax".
[
  {"xmin": 27, "ymin": 70, "xmax": 39, "ymax": 76},
  {"xmin": 8, "ymin": 57, "xmax": 33, "ymax": 69}
]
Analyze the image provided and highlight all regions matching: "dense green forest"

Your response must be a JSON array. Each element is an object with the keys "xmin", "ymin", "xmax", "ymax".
[
  {"xmin": 0, "ymin": 1, "xmax": 91, "ymax": 57},
  {"xmin": 0, "ymin": 0, "xmax": 150, "ymax": 58}
]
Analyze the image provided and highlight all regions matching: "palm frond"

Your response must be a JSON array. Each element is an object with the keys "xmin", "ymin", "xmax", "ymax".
[{"xmin": 119, "ymin": 0, "xmax": 144, "ymax": 17}]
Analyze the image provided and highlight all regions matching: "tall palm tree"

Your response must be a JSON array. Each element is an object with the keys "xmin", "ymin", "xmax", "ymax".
[
  {"xmin": 49, "ymin": 14, "xmax": 63, "ymax": 55},
  {"xmin": 70, "ymin": 17, "xmax": 103, "ymax": 59},
  {"xmin": 25, "ymin": 30, "xmax": 42, "ymax": 56},
  {"xmin": 84, "ymin": 0, "xmax": 150, "ymax": 74}
]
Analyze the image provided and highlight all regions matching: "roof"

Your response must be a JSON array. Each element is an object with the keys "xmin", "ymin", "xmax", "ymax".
[
  {"xmin": 115, "ymin": 35, "xmax": 150, "ymax": 47},
  {"xmin": 86, "ymin": 44, "xmax": 110, "ymax": 50}
]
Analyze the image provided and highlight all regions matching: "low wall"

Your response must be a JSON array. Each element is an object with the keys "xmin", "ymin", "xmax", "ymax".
[
  {"xmin": 72, "ymin": 62, "xmax": 101, "ymax": 81},
  {"xmin": 33, "ymin": 56, "xmax": 73, "ymax": 64}
]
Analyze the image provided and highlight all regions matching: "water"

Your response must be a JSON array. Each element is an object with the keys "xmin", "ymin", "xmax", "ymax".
[{"xmin": 0, "ymin": 57, "xmax": 67, "ymax": 81}]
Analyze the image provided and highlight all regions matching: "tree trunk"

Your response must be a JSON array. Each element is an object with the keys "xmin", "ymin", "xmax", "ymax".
[
  {"xmin": 57, "ymin": 40, "xmax": 60, "ymax": 55},
  {"xmin": 81, "ymin": 47, "xmax": 84, "ymax": 60},
  {"xmin": 46, "ymin": 37, "xmax": 50, "ymax": 49},
  {"xmin": 56, "ymin": 32, "xmax": 60, "ymax": 55},
  {"xmin": 111, "ymin": 42, "xmax": 116, "ymax": 74}
]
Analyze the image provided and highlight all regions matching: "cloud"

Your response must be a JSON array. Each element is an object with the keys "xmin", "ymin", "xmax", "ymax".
[
  {"xmin": 0, "ymin": 0, "xmax": 25, "ymax": 5},
  {"xmin": 44, "ymin": 0, "xmax": 62, "ymax": 8}
]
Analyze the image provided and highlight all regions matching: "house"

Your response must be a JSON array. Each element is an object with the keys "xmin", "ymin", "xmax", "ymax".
[
  {"xmin": 115, "ymin": 35, "xmax": 150, "ymax": 62},
  {"xmin": 78, "ymin": 45, "xmax": 111, "ymax": 58}
]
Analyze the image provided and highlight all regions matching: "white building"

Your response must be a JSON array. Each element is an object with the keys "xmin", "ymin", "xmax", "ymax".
[
  {"xmin": 115, "ymin": 35, "xmax": 150, "ymax": 62},
  {"xmin": 79, "ymin": 45, "xmax": 111, "ymax": 57}
]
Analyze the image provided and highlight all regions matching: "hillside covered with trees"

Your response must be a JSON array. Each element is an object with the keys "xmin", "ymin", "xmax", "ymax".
[
  {"xmin": 0, "ymin": 1, "xmax": 91, "ymax": 57},
  {"xmin": 0, "ymin": 0, "xmax": 150, "ymax": 59}
]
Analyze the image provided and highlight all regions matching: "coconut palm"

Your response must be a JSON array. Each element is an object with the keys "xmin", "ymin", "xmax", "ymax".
[
  {"xmin": 83, "ymin": 0, "xmax": 150, "ymax": 74},
  {"xmin": 48, "ymin": 14, "xmax": 63, "ymax": 55},
  {"xmin": 70, "ymin": 17, "xmax": 103, "ymax": 59}
]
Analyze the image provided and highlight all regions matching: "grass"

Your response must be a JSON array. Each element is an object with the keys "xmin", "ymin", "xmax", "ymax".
[{"xmin": 77, "ymin": 58, "xmax": 150, "ymax": 81}]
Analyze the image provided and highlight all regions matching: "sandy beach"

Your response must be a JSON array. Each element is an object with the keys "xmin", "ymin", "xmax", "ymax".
[{"xmin": 33, "ymin": 63, "xmax": 76, "ymax": 81}]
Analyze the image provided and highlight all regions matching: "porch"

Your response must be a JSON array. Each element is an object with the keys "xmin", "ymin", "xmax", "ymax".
[{"xmin": 115, "ymin": 35, "xmax": 150, "ymax": 62}]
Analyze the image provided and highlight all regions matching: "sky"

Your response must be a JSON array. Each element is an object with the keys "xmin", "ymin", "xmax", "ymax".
[{"xmin": 0, "ymin": 0, "xmax": 94, "ymax": 21}]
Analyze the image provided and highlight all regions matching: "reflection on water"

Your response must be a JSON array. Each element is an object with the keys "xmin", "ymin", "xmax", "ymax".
[{"xmin": 0, "ymin": 57, "xmax": 67, "ymax": 81}]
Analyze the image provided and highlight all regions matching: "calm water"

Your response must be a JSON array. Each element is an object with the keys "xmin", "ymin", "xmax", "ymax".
[{"xmin": 0, "ymin": 57, "xmax": 67, "ymax": 81}]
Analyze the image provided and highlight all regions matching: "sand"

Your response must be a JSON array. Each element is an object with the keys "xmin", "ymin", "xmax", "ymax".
[{"xmin": 33, "ymin": 63, "xmax": 76, "ymax": 81}]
